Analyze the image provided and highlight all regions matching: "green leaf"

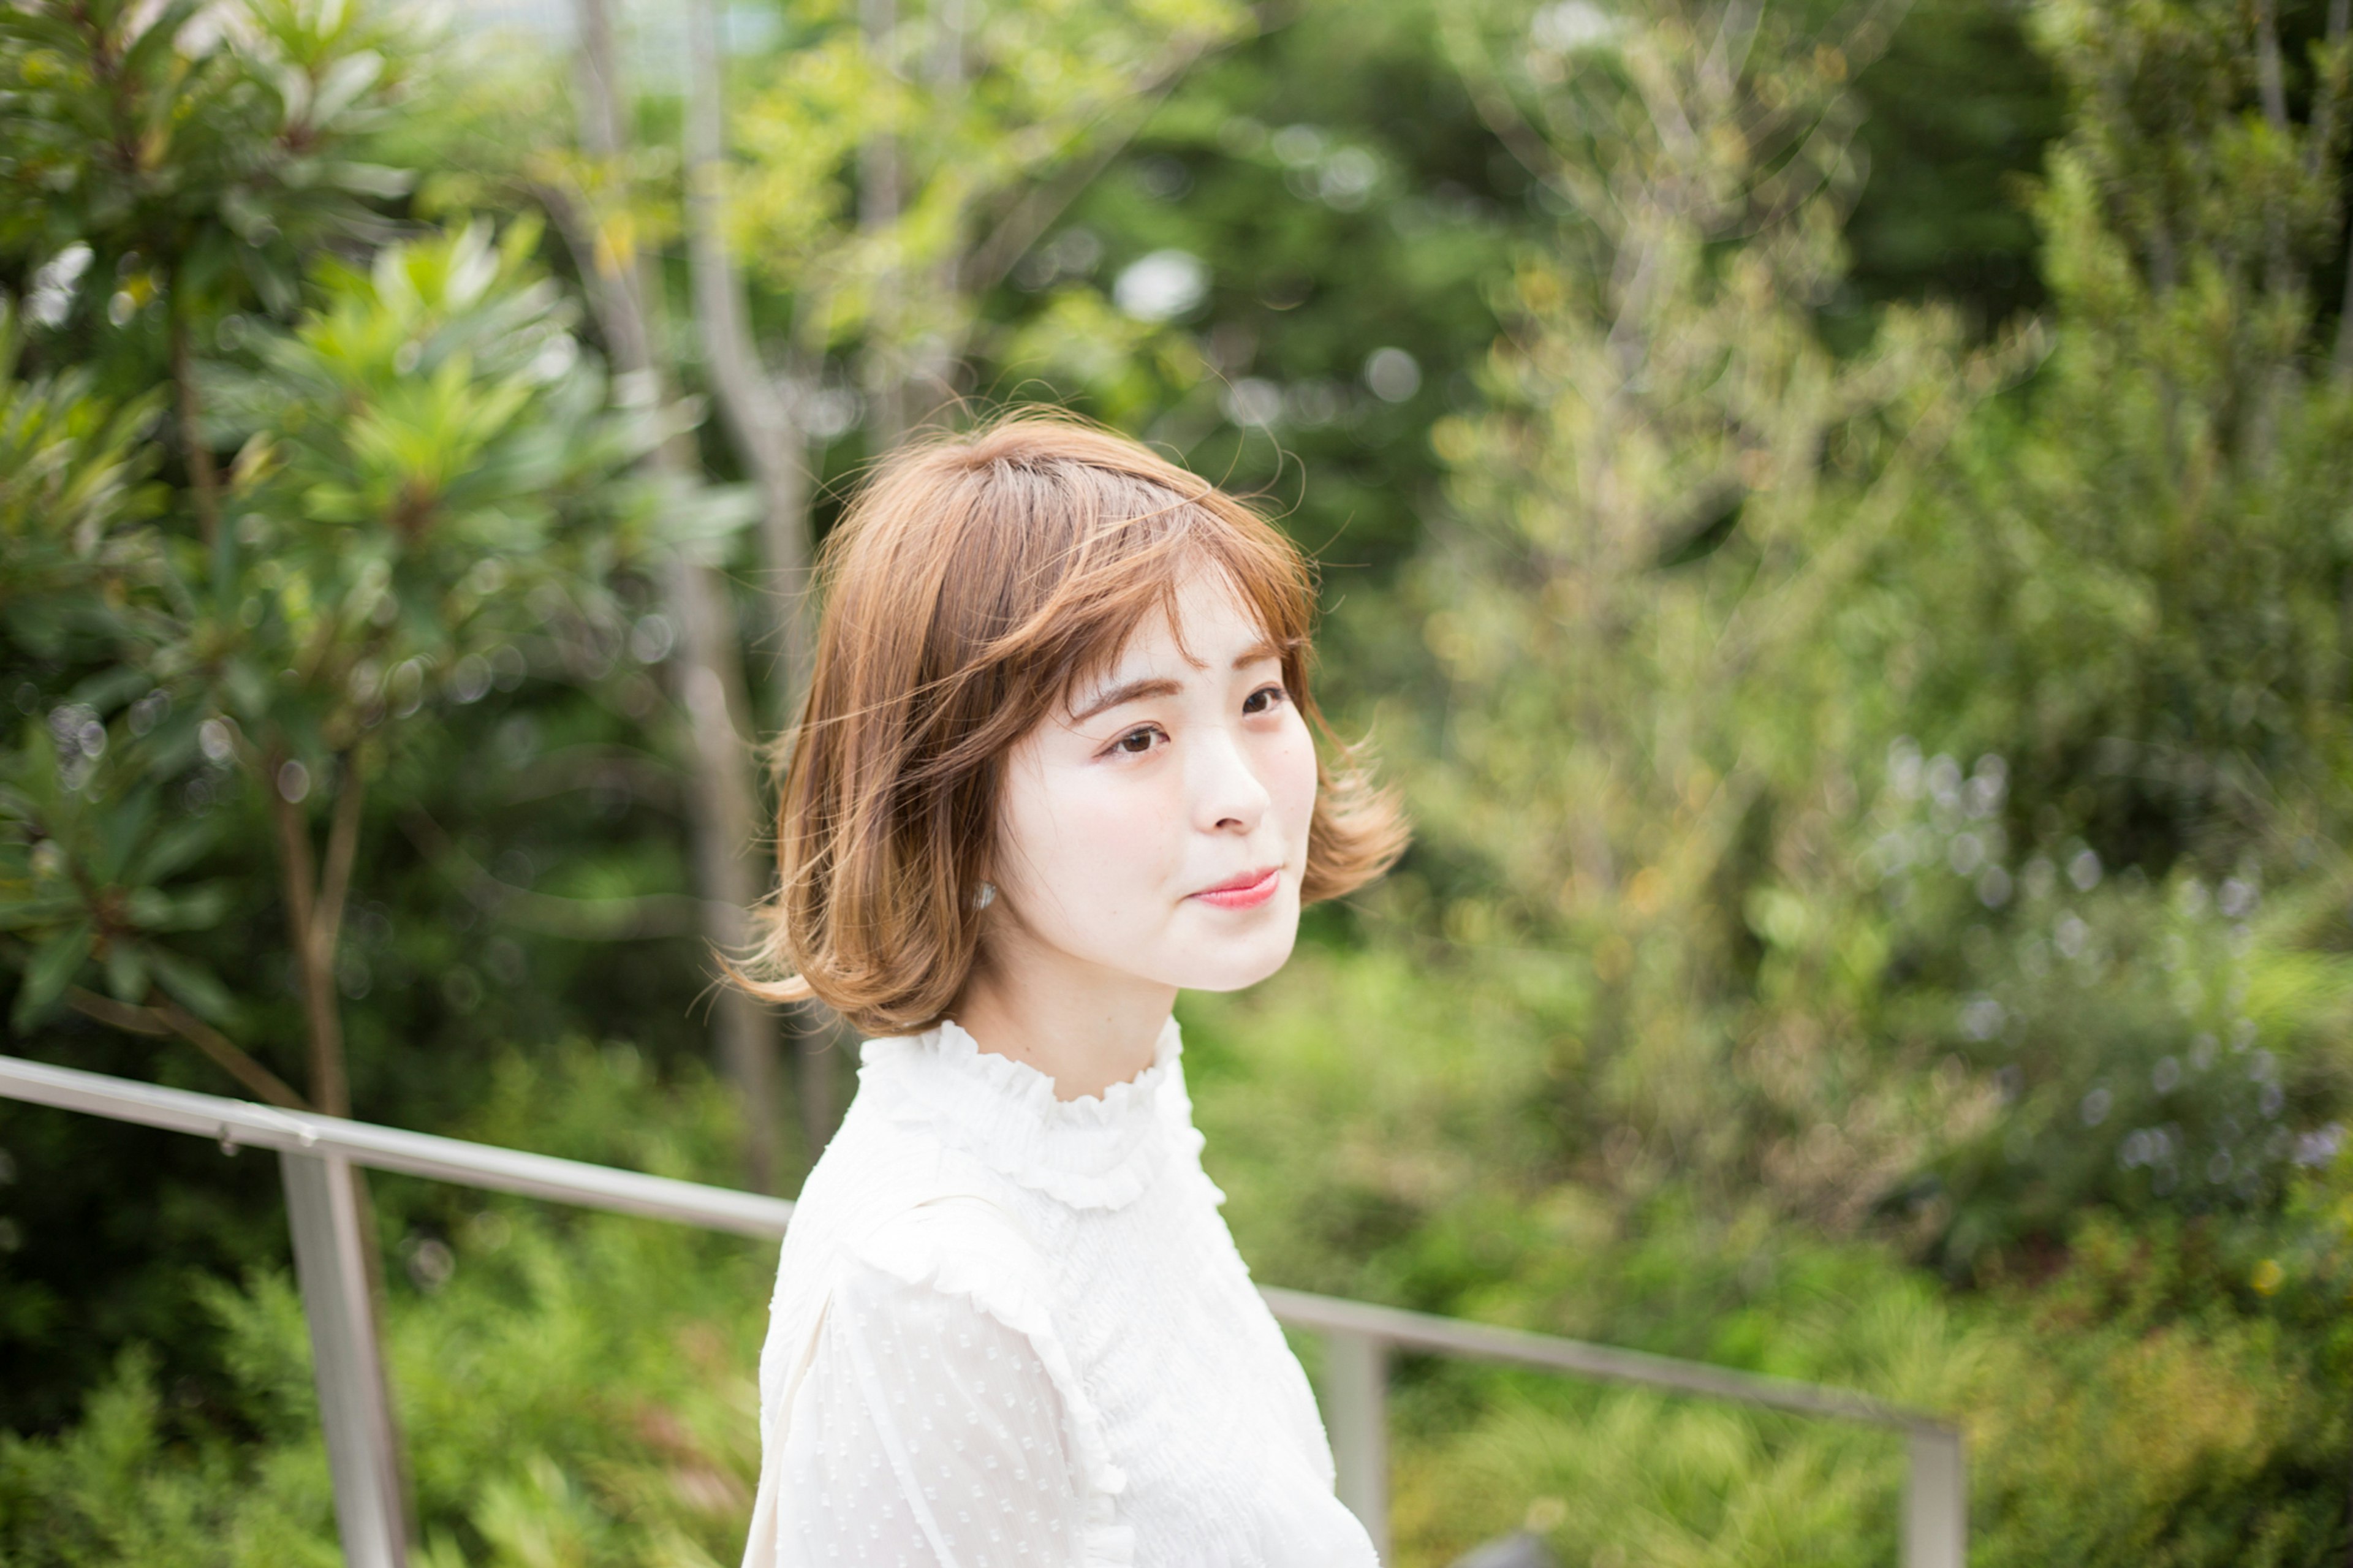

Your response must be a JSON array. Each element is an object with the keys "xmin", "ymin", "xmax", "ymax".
[
  {"xmin": 0, "ymin": 895, "xmax": 88, "ymax": 931},
  {"xmin": 323, "ymin": 162, "xmax": 414, "ymax": 200},
  {"xmin": 145, "ymin": 945, "xmax": 237, "ymax": 1026},
  {"xmin": 309, "ymin": 53, "xmax": 386, "ymax": 127},
  {"xmin": 104, "ymin": 937, "xmax": 150, "ymax": 1004},
  {"xmin": 124, "ymin": 881, "xmax": 230, "ymax": 932},
  {"xmin": 67, "ymin": 667, "xmax": 151, "ymax": 713},
  {"xmin": 131, "ymin": 819, "xmax": 219, "ymax": 885},
  {"xmin": 95, "ymin": 784, "xmax": 157, "ymax": 885},
  {"xmin": 11, "ymin": 919, "xmax": 92, "ymax": 1031}
]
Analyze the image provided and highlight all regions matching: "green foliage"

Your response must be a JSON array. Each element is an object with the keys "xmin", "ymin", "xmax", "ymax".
[
  {"xmin": 0, "ymin": 0, "xmax": 758, "ymax": 1442},
  {"xmin": 726, "ymin": 0, "xmax": 1251, "ymax": 352},
  {"xmin": 194, "ymin": 218, "xmax": 729, "ymax": 778},
  {"xmin": 1384, "ymin": 0, "xmax": 2034, "ymax": 1216},
  {"xmin": 0, "ymin": 1044, "xmax": 772, "ymax": 1568},
  {"xmin": 0, "ymin": 0, "xmax": 421, "ymax": 333},
  {"xmin": 0, "ymin": 721, "xmax": 233, "ymax": 1031},
  {"xmin": 6, "ymin": 0, "xmax": 2353, "ymax": 1559},
  {"xmin": 1843, "ymin": 0, "xmax": 2065, "ymax": 333},
  {"xmin": 0, "ymin": 209, "xmax": 743, "ymax": 1062},
  {"xmin": 0, "ymin": 303, "xmax": 167, "ymax": 626},
  {"xmin": 0, "ymin": 974, "xmax": 2343, "ymax": 1564},
  {"xmin": 1185, "ymin": 943, "xmax": 2347, "ymax": 1566},
  {"xmin": 1903, "ymin": 0, "xmax": 2353, "ymax": 863}
]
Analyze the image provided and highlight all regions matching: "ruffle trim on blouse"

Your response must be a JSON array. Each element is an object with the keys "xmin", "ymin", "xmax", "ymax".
[
  {"xmin": 858, "ymin": 1018, "xmax": 1186, "ymax": 1212},
  {"xmin": 853, "ymin": 1202, "xmax": 1137, "ymax": 1567}
]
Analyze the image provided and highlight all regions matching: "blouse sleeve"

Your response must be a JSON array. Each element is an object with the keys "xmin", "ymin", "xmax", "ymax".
[{"xmin": 771, "ymin": 1251, "xmax": 1093, "ymax": 1567}]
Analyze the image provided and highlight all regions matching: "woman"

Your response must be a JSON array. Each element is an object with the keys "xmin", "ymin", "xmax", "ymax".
[{"xmin": 736, "ymin": 415, "xmax": 1407, "ymax": 1565}]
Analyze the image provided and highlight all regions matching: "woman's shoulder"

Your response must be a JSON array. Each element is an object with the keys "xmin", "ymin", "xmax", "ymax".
[
  {"xmin": 845, "ymin": 1195, "xmax": 1057, "ymax": 1338},
  {"xmin": 775, "ymin": 1092, "xmax": 1056, "ymax": 1328},
  {"xmin": 790, "ymin": 1080, "xmax": 1027, "ymax": 1235},
  {"xmin": 755, "ymin": 1105, "xmax": 1064, "ymax": 1435}
]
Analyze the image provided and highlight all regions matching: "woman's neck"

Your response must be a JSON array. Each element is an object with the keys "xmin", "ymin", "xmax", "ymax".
[{"xmin": 952, "ymin": 933, "xmax": 1175, "ymax": 1101}]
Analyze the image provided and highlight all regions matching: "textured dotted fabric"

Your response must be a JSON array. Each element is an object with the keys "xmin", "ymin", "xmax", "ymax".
[
  {"xmin": 741, "ymin": 1018, "xmax": 1381, "ymax": 1568},
  {"xmin": 774, "ymin": 1258, "xmax": 1087, "ymax": 1562}
]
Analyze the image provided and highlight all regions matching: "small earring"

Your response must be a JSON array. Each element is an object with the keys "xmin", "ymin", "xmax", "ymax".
[{"xmin": 974, "ymin": 881, "xmax": 996, "ymax": 910}]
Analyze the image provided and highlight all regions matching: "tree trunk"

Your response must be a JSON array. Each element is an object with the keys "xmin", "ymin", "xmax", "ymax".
[
  {"xmin": 571, "ymin": 0, "xmax": 784, "ymax": 1191},
  {"xmin": 901, "ymin": 0, "xmax": 968, "ymax": 431},
  {"xmin": 683, "ymin": 0, "xmax": 846, "ymax": 1158},
  {"xmin": 683, "ymin": 0, "xmax": 817, "ymax": 722},
  {"xmin": 2337, "ymin": 243, "xmax": 2353, "ymax": 381},
  {"xmin": 267, "ymin": 751, "xmax": 362, "ymax": 1119},
  {"xmin": 669, "ymin": 556, "xmax": 782, "ymax": 1187},
  {"xmin": 860, "ymin": 0, "xmax": 907, "ymax": 449},
  {"xmin": 260, "ymin": 748, "xmax": 410, "ymax": 1533}
]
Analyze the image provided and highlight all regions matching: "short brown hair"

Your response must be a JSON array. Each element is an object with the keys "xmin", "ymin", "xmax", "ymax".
[{"xmin": 736, "ymin": 414, "xmax": 1406, "ymax": 1037}]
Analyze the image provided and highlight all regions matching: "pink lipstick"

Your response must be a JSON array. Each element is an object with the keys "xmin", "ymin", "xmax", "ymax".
[{"xmin": 1191, "ymin": 866, "xmax": 1281, "ymax": 910}]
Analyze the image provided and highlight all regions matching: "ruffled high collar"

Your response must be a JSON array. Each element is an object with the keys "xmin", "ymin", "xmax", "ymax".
[{"xmin": 857, "ymin": 1016, "xmax": 1191, "ymax": 1211}]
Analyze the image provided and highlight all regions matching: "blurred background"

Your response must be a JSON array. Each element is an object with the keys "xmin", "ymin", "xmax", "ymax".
[{"xmin": 3, "ymin": 0, "xmax": 2352, "ymax": 1559}]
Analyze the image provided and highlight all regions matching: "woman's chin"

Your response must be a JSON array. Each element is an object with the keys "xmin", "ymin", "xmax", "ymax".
[{"xmin": 1166, "ymin": 919, "xmax": 1300, "ymax": 993}]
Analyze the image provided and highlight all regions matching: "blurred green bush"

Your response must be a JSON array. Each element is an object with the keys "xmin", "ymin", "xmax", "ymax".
[{"xmin": 5, "ymin": 0, "xmax": 2353, "ymax": 1561}]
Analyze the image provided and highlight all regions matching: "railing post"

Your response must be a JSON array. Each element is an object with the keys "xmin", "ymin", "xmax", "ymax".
[
  {"xmin": 1323, "ymin": 1328, "xmax": 1390, "ymax": 1559},
  {"xmin": 1903, "ymin": 1422, "xmax": 1966, "ymax": 1568},
  {"xmin": 282, "ymin": 1150, "xmax": 408, "ymax": 1568}
]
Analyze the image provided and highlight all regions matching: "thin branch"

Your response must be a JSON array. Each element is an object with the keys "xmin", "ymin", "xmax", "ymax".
[
  {"xmin": 563, "ymin": 0, "xmax": 688, "ymax": 471},
  {"xmin": 1439, "ymin": 20, "xmax": 1585, "ymax": 220},
  {"xmin": 684, "ymin": 0, "xmax": 816, "ymax": 721},
  {"xmin": 266, "ymin": 749, "xmax": 346, "ymax": 1115},
  {"xmin": 314, "ymin": 758, "xmax": 365, "ymax": 968},
  {"xmin": 958, "ymin": 37, "xmax": 1211, "ymax": 298},
  {"xmin": 1711, "ymin": 344, "xmax": 1993, "ymax": 678},
  {"xmin": 267, "ymin": 757, "xmax": 317, "ymax": 950},
  {"xmin": 2319, "ymin": 0, "xmax": 2353, "ymax": 379},
  {"xmin": 1701, "ymin": 0, "xmax": 1763, "ymax": 104},
  {"xmin": 1733, "ymin": 102, "xmax": 1868, "ymax": 240},
  {"xmin": 2308, "ymin": 0, "xmax": 2349, "ymax": 179},
  {"xmin": 2256, "ymin": 0, "xmax": 2290, "ymax": 134},
  {"xmin": 2254, "ymin": 0, "xmax": 2296, "ymax": 303},
  {"xmin": 1825, "ymin": 0, "xmax": 1912, "ymax": 77},
  {"xmin": 567, "ymin": 0, "xmax": 781, "ymax": 1193},
  {"xmin": 532, "ymin": 176, "xmax": 656, "ymax": 396},
  {"xmin": 65, "ymin": 985, "xmax": 311, "ymax": 1110},
  {"xmin": 503, "ymin": 744, "xmax": 683, "ymax": 812},
  {"xmin": 860, "ymin": 0, "xmax": 907, "ymax": 449},
  {"xmin": 2335, "ymin": 240, "xmax": 2353, "ymax": 379},
  {"xmin": 64, "ymin": 985, "xmax": 169, "ymax": 1036},
  {"xmin": 152, "ymin": 993, "xmax": 311, "ymax": 1110},
  {"xmin": 400, "ymin": 810, "xmax": 714, "ymax": 939},
  {"xmin": 571, "ymin": 0, "xmax": 629, "ymax": 159},
  {"xmin": 169, "ymin": 302, "xmax": 220, "ymax": 548}
]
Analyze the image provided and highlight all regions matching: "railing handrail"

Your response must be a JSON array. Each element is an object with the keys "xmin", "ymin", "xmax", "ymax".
[
  {"xmin": 0, "ymin": 1053, "xmax": 1965, "ymax": 1566},
  {"xmin": 0, "ymin": 1052, "xmax": 796, "ymax": 1237},
  {"xmin": 1256, "ymin": 1286, "xmax": 1939, "ymax": 1431}
]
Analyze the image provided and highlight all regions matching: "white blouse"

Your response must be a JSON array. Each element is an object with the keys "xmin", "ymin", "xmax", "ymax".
[{"xmin": 741, "ymin": 1017, "xmax": 1381, "ymax": 1568}]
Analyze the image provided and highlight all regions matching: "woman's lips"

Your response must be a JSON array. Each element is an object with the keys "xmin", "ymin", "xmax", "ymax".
[{"xmin": 1191, "ymin": 867, "xmax": 1281, "ymax": 910}]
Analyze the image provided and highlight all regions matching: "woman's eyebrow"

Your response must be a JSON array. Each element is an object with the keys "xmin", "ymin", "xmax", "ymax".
[
  {"xmin": 1070, "ymin": 641, "xmax": 1283, "ymax": 722},
  {"xmin": 1070, "ymin": 677, "xmax": 1183, "ymax": 722}
]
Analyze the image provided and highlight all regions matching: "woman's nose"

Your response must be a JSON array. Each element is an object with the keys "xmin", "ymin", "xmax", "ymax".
[{"xmin": 1192, "ymin": 727, "xmax": 1271, "ymax": 833}]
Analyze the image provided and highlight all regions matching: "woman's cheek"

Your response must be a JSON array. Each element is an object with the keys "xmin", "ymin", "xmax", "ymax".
[
  {"xmin": 1066, "ymin": 763, "xmax": 1184, "ymax": 912},
  {"xmin": 1275, "ymin": 716, "xmax": 1319, "ymax": 854}
]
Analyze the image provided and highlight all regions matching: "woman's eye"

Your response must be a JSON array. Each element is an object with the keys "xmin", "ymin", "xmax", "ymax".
[
  {"xmin": 1113, "ymin": 727, "xmax": 1160, "ymax": 755},
  {"xmin": 1243, "ymin": 684, "xmax": 1289, "ymax": 716}
]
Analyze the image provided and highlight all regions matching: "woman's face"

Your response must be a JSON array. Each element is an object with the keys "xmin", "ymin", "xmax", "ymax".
[{"xmin": 985, "ymin": 566, "xmax": 1319, "ymax": 997}]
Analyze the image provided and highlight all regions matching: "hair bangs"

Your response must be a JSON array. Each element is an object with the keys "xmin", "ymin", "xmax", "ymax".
[{"xmin": 1010, "ymin": 497, "xmax": 1316, "ymax": 728}]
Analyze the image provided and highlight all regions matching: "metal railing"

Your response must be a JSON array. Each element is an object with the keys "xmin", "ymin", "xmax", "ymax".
[{"xmin": 0, "ymin": 1053, "xmax": 1966, "ymax": 1565}]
